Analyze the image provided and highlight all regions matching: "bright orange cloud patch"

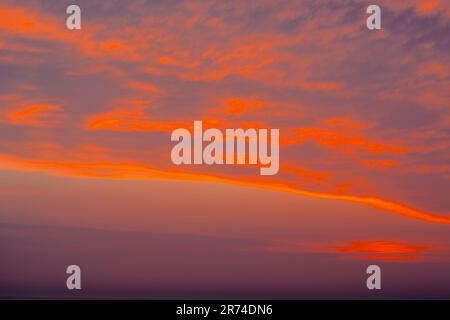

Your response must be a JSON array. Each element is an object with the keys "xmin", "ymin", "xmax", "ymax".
[
  {"xmin": 283, "ymin": 164, "xmax": 331, "ymax": 182},
  {"xmin": 286, "ymin": 118, "xmax": 408, "ymax": 155},
  {"xmin": 290, "ymin": 127, "xmax": 406, "ymax": 154},
  {"xmin": 332, "ymin": 240, "xmax": 430, "ymax": 262},
  {"xmin": 208, "ymin": 98, "xmax": 275, "ymax": 116},
  {"xmin": 417, "ymin": 0, "xmax": 441, "ymax": 13},
  {"xmin": 0, "ymin": 4, "xmax": 145, "ymax": 62},
  {"xmin": 223, "ymin": 98, "xmax": 269, "ymax": 115},
  {"xmin": 7, "ymin": 104, "xmax": 65, "ymax": 128},
  {"xmin": 0, "ymin": 5, "xmax": 50, "ymax": 36},
  {"xmin": 85, "ymin": 108, "xmax": 178, "ymax": 132},
  {"xmin": 253, "ymin": 239, "xmax": 444, "ymax": 262},
  {"xmin": 101, "ymin": 40, "xmax": 124, "ymax": 52}
]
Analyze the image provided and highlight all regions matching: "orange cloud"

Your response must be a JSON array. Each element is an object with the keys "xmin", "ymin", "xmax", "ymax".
[
  {"xmin": 283, "ymin": 163, "xmax": 331, "ymax": 182},
  {"xmin": 417, "ymin": 0, "xmax": 441, "ymax": 13},
  {"xmin": 330, "ymin": 240, "xmax": 433, "ymax": 262},
  {"xmin": 418, "ymin": 91, "xmax": 450, "ymax": 110},
  {"xmin": 126, "ymin": 81, "xmax": 163, "ymax": 95},
  {"xmin": 361, "ymin": 159, "xmax": 399, "ymax": 170},
  {"xmin": 418, "ymin": 61, "xmax": 449, "ymax": 78},
  {"xmin": 0, "ymin": 5, "xmax": 58, "ymax": 38},
  {"xmin": 289, "ymin": 127, "xmax": 407, "ymax": 155},
  {"xmin": 6, "ymin": 104, "xmax": 66, "ymax": 128},
  {"xmin": 222, "ymin": 98, "xmax": 270, "ymax": 115},
  {"xmin": 334, "ymin": 241, "xmax": 426, "ymax": 255},
  {"xmin": 85, "ymin": 107, "xmax": 178, "ymax": 132},
  {"xmin": 206, "ymin": 98, "xmax": 275, "ymax": 117},
  {"xmin": 100, "ymin": 40, "xmax": 125, "ymax": 52},
  {"xmin": 285, "ymin": 118, "xmax": 408, "ymax": 156},
  {"xmin": 252, "ymin": 239, "xmax": 444, "ymax": 262},
  {"xmin": 0, "ymin": 4, "xmax": 146, "ymax": 62}
]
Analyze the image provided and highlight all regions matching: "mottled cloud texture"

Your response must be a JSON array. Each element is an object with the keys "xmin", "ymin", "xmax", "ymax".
[{"xmin": 0, "ymin": 0, "xmax": 449, "ymax": 222}]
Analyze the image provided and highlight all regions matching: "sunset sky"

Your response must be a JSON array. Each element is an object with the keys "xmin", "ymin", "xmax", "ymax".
[{"xmin": 1, "ymin": 0, "xmax": 450, "ymax": 298}]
